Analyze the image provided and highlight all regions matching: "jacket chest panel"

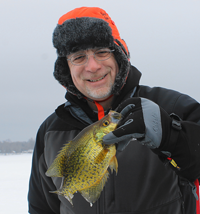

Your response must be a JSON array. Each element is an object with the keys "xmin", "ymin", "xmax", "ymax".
[
  {"xmin": 103, "ymin": 142, "xmax": 182, "ymax": 213},
  {"xmin": 42, "ymin": 130, "xmax": 182, "ymax": 214}
]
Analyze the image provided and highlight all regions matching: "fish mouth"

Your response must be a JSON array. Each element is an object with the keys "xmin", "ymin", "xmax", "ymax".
[
  {"xmin": 109, "ymin": 111, "xmax": 123, "ymax": 123},
  {"xmin": 87, "ymin": 74, "xmax": 107, "ymax": 82},
  {"xmin": 112, "ymin": 112, "xmax": 122, "ymax": 119}
]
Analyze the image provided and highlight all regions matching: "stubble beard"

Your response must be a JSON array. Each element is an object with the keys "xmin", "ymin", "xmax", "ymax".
[{"xmin": 85, "ymin": 83, "xmax": 113, "ymax": 100}]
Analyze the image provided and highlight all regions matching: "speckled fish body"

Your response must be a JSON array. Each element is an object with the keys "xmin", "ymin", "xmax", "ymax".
[{"xmin": 46, "ymin": 110, "xmax": 122, "ymax": 205}]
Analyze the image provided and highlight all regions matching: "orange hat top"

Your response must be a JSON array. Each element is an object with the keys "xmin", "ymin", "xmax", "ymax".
[{"xmin": 57, "ymin": 7, "xmax": 129, "ymax": 56}]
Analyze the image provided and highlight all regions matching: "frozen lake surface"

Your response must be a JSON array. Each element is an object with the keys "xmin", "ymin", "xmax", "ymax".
[
  {"xmin": 0, "ymin": 153, "xmax": 33, "ymax": 214},
  {"xmin": 1, "ymin": 153, "xmax": 199, "ymax": 213}
]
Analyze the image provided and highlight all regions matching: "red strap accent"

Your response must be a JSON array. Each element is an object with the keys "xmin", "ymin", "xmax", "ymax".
[
  {"xmin": 94, "ymin": 101, "xmax": 105, "ymax": 120},
  {"xmin": 84, "ymin": 95, "xmax": 113, "ymax": 120},
  {"xmin": 194, "ymin": 179, "xmax": 200, "ymax": 214}
]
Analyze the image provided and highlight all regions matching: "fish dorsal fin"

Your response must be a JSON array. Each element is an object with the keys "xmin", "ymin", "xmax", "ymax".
[
  {"xmin": 79, "ymin": 170, "xmax": 109, "ymax": 204},
  {"xmin": 46, "ymin": 142, "xmax": 71, "ymax": 177},
  {"xmin": 109, "ymin": 156, "xmax": 118, "ymax": 174},
  {"xmin": 63, "ymin": 125, "xmax": 94, "ymax": 160}
]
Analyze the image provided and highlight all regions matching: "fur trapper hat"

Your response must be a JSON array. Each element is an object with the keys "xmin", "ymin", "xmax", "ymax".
[{"xmin": 53, "ymin": 7, "xmax": 130, "ymax": 99}]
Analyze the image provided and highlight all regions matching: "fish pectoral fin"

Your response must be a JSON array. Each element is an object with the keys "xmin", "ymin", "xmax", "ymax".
[
  {"xmin": 79, "ymin": 170, "xmax": 109, "ymax": 204},
  {"xmin": 109, "ymin": 156, "xmax": 118, "ymax": 174},
  {"xmin": 94, "ymin": 148, "xmax": 109, "ymax": 164},
  {"xmin": 46, "ymin": 143, "xmax": 71, "ymax": 177}
]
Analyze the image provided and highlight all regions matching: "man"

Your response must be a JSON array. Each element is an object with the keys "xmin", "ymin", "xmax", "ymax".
[{"xmin": 28, "ymin": 7, "xmax": 200, "ymax": 214}]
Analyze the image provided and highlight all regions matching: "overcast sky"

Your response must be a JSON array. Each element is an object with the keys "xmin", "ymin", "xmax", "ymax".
[{"xmin": 0, "ymin": 0, "xmax": 200, "ymax": 141}]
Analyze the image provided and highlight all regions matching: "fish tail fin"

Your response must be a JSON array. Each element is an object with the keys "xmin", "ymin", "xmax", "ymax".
[
  {"xmin": 79, "ymin": 170, "xmax": 109, "ymax": 204},
  {"xmin": 109, "ymin": 156, "xmax": 118, "ymax": 174},
  {"xmin": 45, "ymin": 161, "xmax": 63, "ymax": 177},
  {"xmin": 46, "ymin": 143, "xmax": 71, "ymax": 177}
]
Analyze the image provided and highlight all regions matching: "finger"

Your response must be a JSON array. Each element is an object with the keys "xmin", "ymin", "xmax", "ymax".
[
  {"xmin": 120, "ymin": 104, "xmax": 135, "ymax": 117},
  {"xmin": 115, "ymin": 97, "xmax": 141, "ymax": 113},
  {"xmin": 103, "ymin": 132, "xmax": 119, "ymax": 144},
  {"xmin": 113, "ymin": 118, "xmax": 141, "ymax": 137},
  {"xmin": 103, "ymin": 132, "xmax": 135, "ymax": 144},
  {"xmin": 103, "ymin": 132, "xmax": 145, "ymax": 145}
]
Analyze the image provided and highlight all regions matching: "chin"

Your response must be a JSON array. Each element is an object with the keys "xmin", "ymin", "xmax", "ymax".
[{"xmin": 87, "ymin": 89, "xmax": 112, "ymax": 101}]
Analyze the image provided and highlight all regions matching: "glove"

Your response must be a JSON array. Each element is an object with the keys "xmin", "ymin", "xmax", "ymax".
[{"xmin": 103, "ymin": 97, "xmax": 172, "ymax": 152}]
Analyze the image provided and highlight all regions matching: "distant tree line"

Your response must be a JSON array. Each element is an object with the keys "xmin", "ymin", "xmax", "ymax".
[{"xmin": 0, "ymin": 138, "xmax": 35, "ymax": 153}]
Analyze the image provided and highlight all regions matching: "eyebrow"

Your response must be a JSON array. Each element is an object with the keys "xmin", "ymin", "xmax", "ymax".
[{"xmin": 68, "ymin": 47, "xmax": 108, "ymax": 57}]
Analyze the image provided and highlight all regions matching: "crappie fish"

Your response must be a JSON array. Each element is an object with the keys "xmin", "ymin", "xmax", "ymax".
[{"xmin": 46, "ymin": 110, "xmax": 122, "ymax": 206}]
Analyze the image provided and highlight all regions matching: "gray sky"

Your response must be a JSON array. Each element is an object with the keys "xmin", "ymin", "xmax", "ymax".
[{"xmin": 0, "ymin": 0, "xmax": 200, "ymax": 141}]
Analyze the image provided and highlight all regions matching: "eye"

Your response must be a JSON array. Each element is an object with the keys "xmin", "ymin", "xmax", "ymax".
[
  {"xmin": 95, "ymin": 49, "xmax": 110, "ymax": 58},
  {"xmin": 102, "ymin": 120, "xmax": 109, "ymax": 126},
  {"xmin": 72, "ymin": 54, "xmax": 86, "ymax": 63}
]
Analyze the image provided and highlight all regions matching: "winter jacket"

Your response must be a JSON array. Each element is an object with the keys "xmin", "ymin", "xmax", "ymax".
[{"xmin": 28, "ymin": 66, "xmax": 200, "ymax": 214}]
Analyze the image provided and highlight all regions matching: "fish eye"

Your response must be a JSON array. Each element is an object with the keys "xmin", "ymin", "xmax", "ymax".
[{"xmin": 102, "ymin": 120, "xmax": 109, "ymax": 126}]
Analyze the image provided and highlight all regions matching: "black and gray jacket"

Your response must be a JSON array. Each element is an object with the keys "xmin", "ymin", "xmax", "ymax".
[{"xmin": 28, "ymin": 66, "xmax": 200, "ymax": 214}]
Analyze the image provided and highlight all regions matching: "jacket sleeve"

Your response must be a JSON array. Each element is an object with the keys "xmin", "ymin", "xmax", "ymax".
[
  {"xmin": 156, "ymin": 94, "xmax": 200, "ymax": 182},
  {"xmin": 28, "ymin": 123, "xmax": 60, "ymax": 214}
]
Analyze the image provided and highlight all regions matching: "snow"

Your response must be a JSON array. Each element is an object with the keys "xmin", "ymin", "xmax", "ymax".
[
  {"xmin": 0, "ymin": 153, "xmax": 199, "ymax": 213},
  {"xmin": 0, "ymin": 154, "xmax": 32, "ymax": 214}
]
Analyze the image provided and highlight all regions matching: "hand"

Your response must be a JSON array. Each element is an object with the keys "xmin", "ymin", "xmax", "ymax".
[{"xmin": 103, "ymin": 97, "xmax": 171, "ymax": 151}]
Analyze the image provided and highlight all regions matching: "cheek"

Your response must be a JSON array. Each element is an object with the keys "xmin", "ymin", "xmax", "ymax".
[
  {"xmin": 69, "ymin": 66, "xmax": 82, "ymax": 84},
  {"xmin": 70, "ymin": 71, "xmax": 86, "ymax": 93},
  {"xmin": 114, "ymin": 61, "xmax": 119, "ymax": 75},
  {"xmin": 110, "ymin": 57, "xmax": 119, "ymax": 77},
  {"xmin": 112, "ymin": 64, "xmax": 119, "ymax": 80},
  {"xmin": 71, "ymin": 73, "xmax": 81, "ymax": 88}
]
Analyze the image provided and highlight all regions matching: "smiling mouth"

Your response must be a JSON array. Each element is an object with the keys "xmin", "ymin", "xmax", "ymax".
[{"xmin": 88, "ymin": 74, "xmax": 107, "ymax": 82}]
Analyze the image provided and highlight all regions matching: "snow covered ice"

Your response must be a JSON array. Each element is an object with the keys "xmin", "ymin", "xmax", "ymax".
[
  {"xmin": 0, "ymin": 153, "xmax": 32, "ymax": 214},
  {"xmin": 0, "ymin": 153, "xmax": 199, "ymax": 213}
]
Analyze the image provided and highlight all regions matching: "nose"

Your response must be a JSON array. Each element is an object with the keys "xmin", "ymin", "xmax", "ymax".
[{"xmin": 85, "ymin": 54, "xmax": 101, "ymax": 72}]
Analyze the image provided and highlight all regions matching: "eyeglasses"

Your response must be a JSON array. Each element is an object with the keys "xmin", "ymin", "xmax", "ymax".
[{"xmin": 67, "ymin": 48, "xmax": 115, "ymax": 66}]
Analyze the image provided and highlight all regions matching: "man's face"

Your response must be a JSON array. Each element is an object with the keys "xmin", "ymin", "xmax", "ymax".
[{"xmin": 67, "ymin": 48, "xmax": 119, "ymax": 101}]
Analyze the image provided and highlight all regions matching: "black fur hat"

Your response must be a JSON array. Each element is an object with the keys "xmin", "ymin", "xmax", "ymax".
[{"xmin": 53, "ymin": 7, "xmax": 130, "ymax": 99}]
